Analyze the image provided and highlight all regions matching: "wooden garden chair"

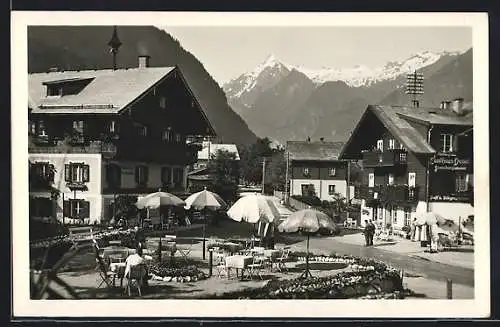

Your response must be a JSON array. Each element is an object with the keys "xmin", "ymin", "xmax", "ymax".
[{"xmin": 125, "ymin": 263, "xmax": 147, "ymax": 297}]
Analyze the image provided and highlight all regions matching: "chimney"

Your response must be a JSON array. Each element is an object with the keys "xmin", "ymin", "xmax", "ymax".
[
  {"xmin": 440, "ymin": 101, "xmax": 446, "ymax": 109},
  {"xmin": 451, "ymin": 98, "xmax": 464, "ymax": 115},
  {"xmin": 138, "ymin": 55, "xmax": 150, "ymax": 68}
]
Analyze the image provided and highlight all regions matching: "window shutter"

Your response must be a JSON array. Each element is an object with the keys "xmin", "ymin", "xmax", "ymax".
[
  {"xmin": 83, "ymin": 164, "xmax": 90, "ymax": 182},
  {"xmin": 48, "ymin": 164, "xmax": 55, "ymax": 182},
  {"xmin": 144, "ymin": 166, "xmax": 149, "ymax": 184},
  {"xmin": 65, "ymin": 164, "xmax": 71, "ymax": 182},
  {"xmin": 63, "ymin": 200, "xmax": 70, "ymax": 218},
  {"xmin": 135, "ymin": 166, "xmax": 140, "ymax": 183},
  {"xmin": 453, "ymin": 135, "xmax": 459, "ymax": 152},
  {"xmin": 80, "ymin": 201, "xmax": 90, "ymax": 219}
]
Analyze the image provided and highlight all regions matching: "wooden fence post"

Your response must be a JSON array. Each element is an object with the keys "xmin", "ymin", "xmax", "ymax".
[{"xmin": 446, "ymin": 279, "xmax": 453, "ymax": 299}]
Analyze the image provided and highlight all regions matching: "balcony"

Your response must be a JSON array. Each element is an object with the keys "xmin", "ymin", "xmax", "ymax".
[
  {"xmin": 29, "ymin": 138, "xmax": 199, "ymax": 165},
  {"xmin": 362, "ymin": 149, "xmax": 407, "ymax": 168},
  {"xmin": 355, "ymin": 184, "xmax": 419, "ymax": 204}
]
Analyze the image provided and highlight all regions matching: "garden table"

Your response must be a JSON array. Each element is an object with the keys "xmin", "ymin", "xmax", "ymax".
[{"xmin": 225, "ymin": 255, "xmax": 253, "ymax": 280}]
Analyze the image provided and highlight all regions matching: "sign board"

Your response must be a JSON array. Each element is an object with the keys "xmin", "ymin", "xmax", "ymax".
[
  {"xmin": 431, "ymin": 155, "xmax": 471, "ymax": 172},
  {"xmin": 429, "ymin": 194, "xmax": 471, "ymax": 202}
]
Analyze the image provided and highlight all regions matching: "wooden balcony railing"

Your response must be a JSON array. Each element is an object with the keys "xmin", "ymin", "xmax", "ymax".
[
  {"xmin": 355, "ymin": 184, "xmax": 419, "ymax": 204},
  {"xmin": 362, "ymin": 149, "xmax": 408, "ymax": 168}
]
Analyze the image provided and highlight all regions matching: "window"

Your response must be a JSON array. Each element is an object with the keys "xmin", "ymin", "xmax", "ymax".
[
  {"xmin": 136, "ymin": 124, "xmax": 148, "ymax": 137},
  {"xmin": 303, "ymin": 168, "xmax": 310, "ymax": 177},
  {"xmin": 161, "ymin": 167, "xmax": 171, "ymax": 186},
  {"xmin": 399, "ymin": 143, "xmax": 405, "ymax": 150},
  {"xmin": 456, "ymin": 173, "xmax": 469, "ymax": 192},
  {"xmin": 328, "ymin": 184, "xmax": 336, "ymax": 195},
  {"xmin": 173, "ymin": 168, "xmax": 184, "ymax": 188},
  {"xmin": 368, "ymin": 173, "xmax": 375, "ymax": 187},
  {"xmin": 159, "ymin": 96, "xmax": 167, "ymax": 109},
  {"xmin": 388, "ymin": 173, "xmax": 394, "ymax": 186},
  {"xmin": 135, "ymin": 165, "xmax": 149, "ymax": 186},
  {"xmin": 376, "ymin": 139, "xmax": 384, "ymax": 151},
  {"xmin": 72, "ymin": 120, "xmax": 84, "ymax": 134},
  {"xmin": 328, "ymin": 168, "xmax": 336, "ymax": 177},
  {"xmin": 162, "ymin": 128, "xmax": 172, "ymax": 141},
  {"xmin": 106, "ymin": 164, "xmax": 121, "ymax": 188},
  {"xmin": 109, "ymin": 120, "xmax": 119, "ymax": 134},
  {"xmin": 65, "ymin": 163, "xmax": 89, "ymax": 183},
  {"xmin": 29, "ymin": 121, "xmax": 36, "ymax": 135},
  {"xmin": 32, "ymin": 162, "xmax": 54, "ymax": 182},
  {"xmin": 392, "ymin": 206, "xmax": 398, "ymax": 224},
  {"xmin": 440, "ymin": 133, "xmax": 454, "ymax": 153},
  {"xmin": 37, "ymin": 120, "xmax": 47, "ymax": 137},
  {"xmin": 388, "ymin": 139, "xmax": 395, "ymax": 150},
  {"xmin": 404, "ymin": 208, "xmax": 411, "ymax": 226},
  {"xmin": 175, "ymin": 133, "xmax": 181, "ymax": 143},
  {"xmin": 408, "ymin": 172, "xmax": 416, "ymax": 188},
  {"xmin": 399, "ymin": 152, "xmax": 407, "ymax": 162},
  {"xmin": 63, "ymin": 199, "xmax": 90, "ymax": 219},
  {"xmin": 47, "ymin": 86, "xmax": 63, "ymax": 97}
]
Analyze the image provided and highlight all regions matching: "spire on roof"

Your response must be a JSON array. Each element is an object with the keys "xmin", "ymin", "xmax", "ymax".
[{"xmin": 108, "ymin": 26, "xmax": 122, "ymax": 70}]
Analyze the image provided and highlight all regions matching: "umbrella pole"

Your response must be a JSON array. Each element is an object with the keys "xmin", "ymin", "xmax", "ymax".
[
  {"xmin": 202, "ymin": 215, "xmax": 206, "ymax": 260},
  {"xmin": 300, "ymin": 234, "xmax": 312, "ymax": 279}
]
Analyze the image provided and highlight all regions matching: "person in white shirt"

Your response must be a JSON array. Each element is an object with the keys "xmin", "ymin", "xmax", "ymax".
[{"xmin": 123, "ymin": 246, "xmax": 149, "ymax": 293}]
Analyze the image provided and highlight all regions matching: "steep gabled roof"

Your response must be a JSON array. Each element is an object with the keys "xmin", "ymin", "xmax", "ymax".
[
  {"xmin": 29, "ymin": 67, "xmax": 175, "ymax": 114},
  {"xmin": 340, "ymin": 104, "xmax": 473, "ymax": 159},
  {"xmin": 287, "ymin": 141, "xmax": 344, "ymax": 161},
  {"xmin": 371, "ymin": 105, "xmax": 435, "ymax": 154}
]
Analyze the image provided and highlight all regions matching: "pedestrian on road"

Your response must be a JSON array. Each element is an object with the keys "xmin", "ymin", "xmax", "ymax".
[
  {"xmin": 363, "ymin": 220, "xmax": 370, "ymax": 246},
  {"xmin": 410, "ymin": 218, "xmax": 417, "ymax": 241},
  {"xmin": 368, "ymin": 220, "xmax": 376, "ymax": 246}
]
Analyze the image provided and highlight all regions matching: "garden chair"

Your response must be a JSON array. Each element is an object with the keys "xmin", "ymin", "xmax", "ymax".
[
  {"xmin": 125, "ymin": 263, "xmax": 147, "ymax": 297},
  {"xmin": 176, "ymin": 239, "xmax": 194, "ymax": 262},
  {"xmin": 275, "ymin": 246, "xmax": 291, "ymax": 272},
  {"xmin": 94, "ymin": 246, "xmax": 118, "ymax": 288},
  {"xmin": 247, "ymin": 255, "xmax": 265, "ymax": 280},
  {"xmin": 215, "ymin": 253, "xmax": 229, "ymax": 278}
]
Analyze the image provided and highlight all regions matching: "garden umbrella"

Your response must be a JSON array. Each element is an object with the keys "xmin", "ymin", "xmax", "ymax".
[
  {"xmin": 415, "ymin": 212, "xmax": 450, "ymax": 226},
  {"xmin": 135, "ymin": 191, "xmax": 185, "ymax": 261},
  {"xmin": 184, "ymin": 187, "xmax": 227, "ymax": 259},
  {"xmin": 227, "ymin": 194, "xmax": 281, "ymax": 248},
  {"xmin": 278, "ymin": 209, "xmax": 336, "ymax": 279},
  {"xmin": 227, "ymin": 194, "xmax": 280, "ymax": 224},
  {"xmin": 135, "ymin": 191, "xmax": 185, "ymax": 210}
]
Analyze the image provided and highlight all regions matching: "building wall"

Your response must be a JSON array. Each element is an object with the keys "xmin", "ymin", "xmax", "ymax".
[
  {"xmin": 291, "ymin": 160, "xmax": 348, "ymax": 180},
  {"xmin": 29, "ymin": 153, "xmax": 103, "ymax": 223},
  {"xmin": 290, "ymin": 178, "xmax": 354, "ymax": 201}
]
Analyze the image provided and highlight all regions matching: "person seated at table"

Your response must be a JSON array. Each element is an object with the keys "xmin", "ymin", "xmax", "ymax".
[
  {"xmin": 124, "ymin": 246, "xmax": 149, "ymax": 287},
  {"xmin": 134, "ymin": 225, "xmax": 146, "ymax": 249}
]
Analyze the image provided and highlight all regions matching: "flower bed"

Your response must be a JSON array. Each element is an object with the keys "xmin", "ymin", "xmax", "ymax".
[
  {"xmin": 210, "ymin": 252, "xmax": 404, "ymax": 299},
  {"xmin": 149, "ymin": 262, "xmax": 207, "ymax": 283}
]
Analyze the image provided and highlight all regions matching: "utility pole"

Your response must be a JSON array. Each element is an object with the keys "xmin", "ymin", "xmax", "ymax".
[
  {"xmin": 284, "ymin": 150, "xmax": 289, "ymax": 204},
  {"xmin": 261, "ymin": 158, "xmax": 266, "ymax": 195},
  {"xmin": 346, "ymin": 160, "xmax": 351, "ymax": 222}
]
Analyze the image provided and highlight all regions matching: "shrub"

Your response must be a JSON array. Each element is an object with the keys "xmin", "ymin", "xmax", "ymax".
[{"xmin": 291, "ymin": 195, "xmax": 322, "ymax": 207}]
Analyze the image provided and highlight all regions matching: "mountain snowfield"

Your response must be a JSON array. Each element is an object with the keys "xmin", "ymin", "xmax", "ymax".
[{"xmin": 223, "ymin": 50, "xmax": 463, "ymax": 97}]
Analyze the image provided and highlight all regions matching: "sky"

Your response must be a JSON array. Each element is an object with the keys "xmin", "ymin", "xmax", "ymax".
[{"xmin": 160, "ymin": 26, "xmax": 472, "ymax": 85}]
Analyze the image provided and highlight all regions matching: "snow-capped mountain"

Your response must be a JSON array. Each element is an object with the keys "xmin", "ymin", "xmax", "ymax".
[
  {"xmin": 223, "ymin": 48, "xmax": 471, "ymax": 144},
  {"xmin": 288, "ymin": 50, "xmax": 462, "ymax": 87},
  {"xmin": 223, "ymin": 50, "xmax": 463, "ymax": 102},
  {"xmin": 223, "ymin": 54, "xmax": 290, "ymax": 108}
]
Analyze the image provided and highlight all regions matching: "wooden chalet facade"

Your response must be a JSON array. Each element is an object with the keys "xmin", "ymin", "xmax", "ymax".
[
  {"xmin": 340, "ymin": 99, "xmax": 473, "ymax": 229},
  {"xmin": 28, "ymin": 56, "xmax": 215, "ymax": 224},
  {"xmin": 287, "ymin": 141, "xmax": 354, "ymax": 202}
]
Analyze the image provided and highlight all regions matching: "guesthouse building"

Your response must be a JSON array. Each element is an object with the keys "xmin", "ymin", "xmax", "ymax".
[
  {"xmin": 28, "ymin": 55, "xmax": 215, "ymax": 224},
  {"xmin": 339, "ymin": 99, "xmax": 473, "ymax": 229},
  {"xmin": 287, "ymin": 141, "xmax": 354, "ymax": 202}
]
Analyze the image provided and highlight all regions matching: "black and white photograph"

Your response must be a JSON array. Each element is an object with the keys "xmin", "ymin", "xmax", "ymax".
[{"xmin": 12, "ymin": 11, "xmax": 489, "ymax": 318}]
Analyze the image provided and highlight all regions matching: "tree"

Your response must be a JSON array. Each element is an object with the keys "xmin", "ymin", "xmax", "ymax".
[
  {"xmin": 265, "ymin": 149, "xmax": 286, "ymax": 191},
  {"xmin": 209, "ymin": 149, "xmax": 239, "ymax": 203},
  {"xmin": 239, "ymin": 137, "xmax": 274, "ymax": 185}
]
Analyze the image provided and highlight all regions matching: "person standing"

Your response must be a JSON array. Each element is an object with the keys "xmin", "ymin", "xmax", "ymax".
[
  {"xmin": 363, "ymin": 220, "xmax": 370, "ymax": 246},
  {"xmin": 410, "ymin": 218, "xmax": 417, "ymax": 241},
  {"xmin": 368, "ymin": 220, "xmax": 376, "ymax": 246}
]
